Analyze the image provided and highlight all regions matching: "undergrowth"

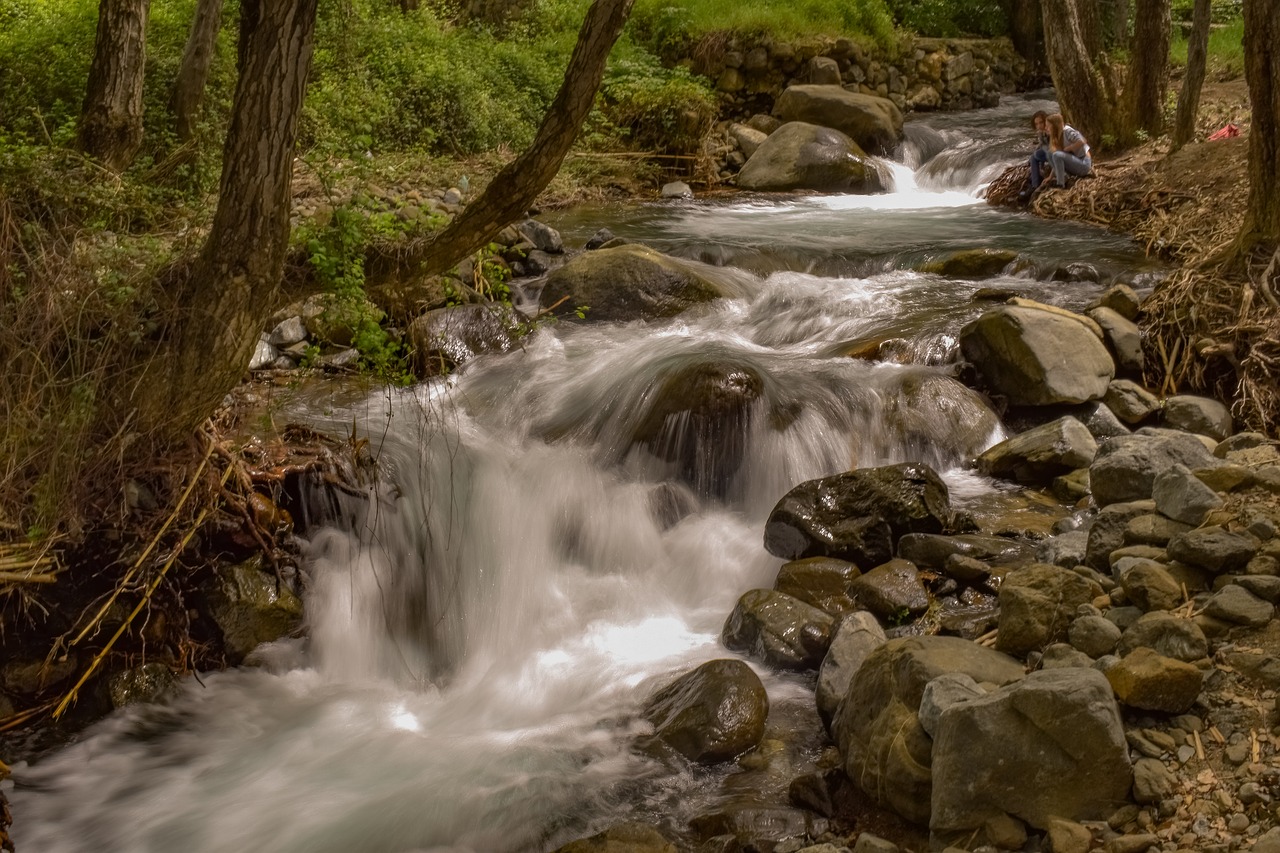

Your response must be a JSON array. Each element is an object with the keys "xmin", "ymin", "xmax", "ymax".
[{"xmin": 1169, "ymin": 17, "xmax": 1245, "ymax": 79}]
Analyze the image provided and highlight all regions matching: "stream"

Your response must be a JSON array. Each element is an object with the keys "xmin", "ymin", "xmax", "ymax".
[{"xmin": 7, "ymin": 93, "xmax": 1162, "ymax": 853}]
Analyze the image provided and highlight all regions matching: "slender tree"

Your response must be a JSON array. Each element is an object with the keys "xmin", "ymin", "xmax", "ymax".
[
  {"xmin": 1239, "ymin": 0, "xmax": 1280, "ymax": 246},
  {"xmin": 170, "ymin": 0, "xmax": 226, "ymax": 142},
  {"xmin": 79, "ymin": 0, "xmax": 149, "ymax": 170},
  {"xmin": 142, "ymin": 0, "xmax": 318, "ymax": 436},
  {"xmin": 1121, "ymin": 0, "xmax": 1171, "ymax": 137},
  {"xmin": 1171, "ymin": 0, "xmax": 1211, "ymax": 150}
]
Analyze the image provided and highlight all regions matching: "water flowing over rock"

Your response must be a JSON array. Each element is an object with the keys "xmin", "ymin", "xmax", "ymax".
[
  {"xmin": 639, "ymin": 659, "xmax": 768, "ymax": 764},
  {"xmin": 917, "ymin": 248, "xmax": 1017, "ymax": 278},
  {"xmin": 722, "ymin": 589, "xmax": 835, "ymax": 670},
  {"xmin": 959, "ymin": 305, "xmax": 1115, "ymax": 406},
  {"xmin": 538, "ymin": 244, "xmax": 730, "ymax": 322},
  {"xmin": 764, "ymin": 463, "xmax": 951, "ymax": 568},
  {"xmin": 930, "ymin": 669, "xmax": 1132, "ymax": 840},
  {"xmin": 202, "ymin": 556, "xmax": 303, "ymax": 663},
  {"xmin": 976, "ymin": 416, "xmax": 1098, "ymax": 485},
  {"xmin": 736, "ymin": 122, "xmax": 883, "ymax": 193},
  {"xmin": 408, "ymin": 303, "xmax": 521, "ymax": 377},
  {"xmin": 553, "ymin": 823, "xmax": 676, "ymax": 853},
  {"xmin": 772, "ymin": 85, "xmax": 904, "ymax": 154},
  {"xmin": 833, "ymin": 636, "xmax": 1024, "ymax": 825}
]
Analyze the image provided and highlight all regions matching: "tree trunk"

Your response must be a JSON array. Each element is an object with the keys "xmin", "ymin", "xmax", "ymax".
[
  {"xmin": 1240, "ymin": 0, "xmax": 1280, "ymax": 245},
  {"xmin": 78, "ymin": 0, "xmax": 149, "ymax": 171},
  {"xmin": 170, "ymin": 0, "xmax": 225, "ymax": 142},
  {"xmin": 400, "ymin": 0, "xmax": 635, "ymax": 279},
  {"xmin": 1040, "ymin": 0, "xmax": 1115, "ymax": 143},
  {"xmin": 143, "ymin": 0, "xmax": 317, "ymax": 437},
  {"xmin": 1008, "ymin": 0, "xmax": 1043, "ymax": 68},
  {"xmin": 1171, "ymin": 0, "xmax": 1211, "ymax": 149},
  {"xmin": 1120, "ymin": 0, "xmax": 1171, "ymax": 139}
]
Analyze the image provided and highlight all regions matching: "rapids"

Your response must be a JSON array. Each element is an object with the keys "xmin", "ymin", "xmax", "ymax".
[{"xmin": 6, "ymin": 93, "xmax": 1158, "ymax": 853}]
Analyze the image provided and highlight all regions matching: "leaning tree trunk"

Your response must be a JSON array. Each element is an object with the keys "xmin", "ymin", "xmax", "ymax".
[
  {"xmin": 1119, "ymin": 0, "xmax": 1171, "ymax": 140},
  {"xmin": 1040, "ymin": 0, "xmax": 1116, "ymax": 143},
  {"xmin": 79, "ymin": 0, "xmax": 149, "ymax": 171},
  {"xmin": 1239, "ymin": 0, "xmax": 1280, "ymax": 246},
  {"xmin": 170, "ymin": 0, "xmax": 225, "ymax": 142},
  {"xmin": 401, "ymin": 0, "xmax": 635, "ymax": 278},
  {"xmin": 143, "ymin": 0, "xmax": 317, "ymax": 438},
  {"xmin": 1171, "ymin": 0, "xmax": 1211, "ymax": 150}
]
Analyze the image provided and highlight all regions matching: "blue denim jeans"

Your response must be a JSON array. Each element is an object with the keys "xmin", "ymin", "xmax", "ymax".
[
  {"xmin": 1028, "ymin": 148, "xmax": 1050, "ymax": 188},
  {"xmin": 1051, "ymin": 150, "xmax": 1092, "ymax": 186}
]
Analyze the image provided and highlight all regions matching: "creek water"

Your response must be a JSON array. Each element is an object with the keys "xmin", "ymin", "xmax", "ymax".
[{"xmin": 8, "ymin": 94, "xmax": 1159, "ymax": 853}]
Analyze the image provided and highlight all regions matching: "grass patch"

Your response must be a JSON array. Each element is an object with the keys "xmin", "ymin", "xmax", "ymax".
[
  {"xmin": 1170, "ymin": 17, "xmax": 1245, "ymax": 79},
  {"xmin": 629, "ymin": 0, "xmax": 897, "ymax": 53}
]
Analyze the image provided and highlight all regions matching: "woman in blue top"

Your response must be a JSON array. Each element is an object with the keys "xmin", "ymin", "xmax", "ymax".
[{"xmin": 1046, "ymin": 113, "xmax": 1092, "ymax": 187}]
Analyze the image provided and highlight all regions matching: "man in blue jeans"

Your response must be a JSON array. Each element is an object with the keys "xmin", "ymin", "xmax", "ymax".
[{"xmin": 1020, "ymin": 111, "xmax": 1050, "ymax": 203}]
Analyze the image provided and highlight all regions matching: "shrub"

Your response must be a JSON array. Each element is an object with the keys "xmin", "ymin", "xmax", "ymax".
[
  {"xmin": 600, "ymin": 55, "xmax": 717, "ymax": 154},
  {"xmin": 885, "ymin": 0, "xmax": 1008, "ymax": 37}
]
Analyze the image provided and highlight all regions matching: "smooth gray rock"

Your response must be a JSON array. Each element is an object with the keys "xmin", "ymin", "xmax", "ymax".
[
  {"xmin": 1038, "ymin": 531, "xmax": 1090, "ymax": 569},
  {"xmin": 1123, "ymin": 513, "xmax": 1192, "ymax": 547},
  {"xmin": 834, "ymin": 636, "xmax": 1024, "ymax": 825},
  {"xmin": 918, "ymin": 673, "xmax": 984, "ymax": 737},
  {"xmin": 1041, "ymin": 642, "xmax": 1095, "ymax": 669},
  {"xmin": 772, "ymin": 84, "xmax": 904, "ymax": 154},
  {"xmin": 930, "ymin": 668, "xmax": 1132, "ymax": 834},
  {"xmin": 817, "ymin": 611, "xmax": 887, "ymax": 727},
  {"xmin": 849, "ymin": 559, "xmax": 929, "ymax": 620},
  {"xmin": 1069, "ymin": 614, "xmax": 1122, "ymax": 658},
  {"xmin": 1089, "ymin": 432, "xmax": 1220, "ymax": 506},
  {"xmin": 960, "ymin": 306, "xmax": 1115, "ymax": 406},
  {"xmin": 1086, "ymin": 500, "xmax": 1157, "ymax": 571},
  {"xmin": 976, "ymin": 416, "xmax": 1098, "ymax": 485},
  {"xmin": 1163, "ymin": 394, "xmax": 1232, "ymax": 440},
  {"xmin": 728, "ymin": 123, "xmax": 768, "ymax": 158},
  {"xmin": 1074, "ymin": 400, "xmax": 1132, "ymax": 438},
  {"xmin": 518, "ymin": 218, "xmax": 564, "ymax": 253},
  {"xmin": 765, "ymin": 463, "xmax": 951, "ymax": 568},
  {"xmin": 737, "ymin": 121, "xmax": 883, "ymax": 193},
  {"xmin": 1236, "ymin": 575, "xmax": 1280, "ymax": 603},
  {"xmin": 1132, "ymin": 757, "xmax": 1177, "ymax": 804},
  {"xmin": 722, "ymin": 589, "xmax": 835, "ymax": 670},
  {"xmin": 1090, "ymin": 283, "xmax": 1141, "ymax": 320},
  {"xmin": 660, "ymin": 181, "xmax": 692, "ymax": 199},
  {"xmin": 1215, "ymin": 431, "xmax": 1274, "ymax": 458},
  {"xmin": 1152, "ymin": 463, "xmax": 1224, "ymax": 525},
  {"xmin": 1102, "ymin": 379, "xmax": 1160, "ymax": 424},
  {"xmin": 996, "ymin": 564, "xmax": 1100, "ymax": 657},
  {"xmin": 1116, "ymin": 611, "xmax": 1207, "ymax": 662},
  {"xmin": 1204, "ymin": 584, "xmax": 1275, "ymax": 627},
  {"xmin": 640, "ymin": 659, "xmax": 768, "ymax": 764},
  {"xmin": 1087, "ymin": 307, "xmax": 1144, "ymax": 374},
  {"xmin": 249, "ymin": 338, "xmax": 278, "ymax": 370},
  {"xmin": 268, "ymin": 316, "xmax": 307, "ymax": 347},
  {"xmin": 1167, "ymin": 525, "xmax": 1260, "ymax": 573}
]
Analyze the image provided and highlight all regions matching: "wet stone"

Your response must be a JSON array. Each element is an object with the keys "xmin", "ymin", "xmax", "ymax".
[
  {"xmin": 849, "ymin": 558, "xmax": 930, "ymax": 620},
  {"xmin": 722, "ymin": 589, "xmax": 834, "ymax": 670}
]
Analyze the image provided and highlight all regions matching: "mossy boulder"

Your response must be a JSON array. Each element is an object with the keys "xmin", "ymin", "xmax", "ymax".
[
  {"xmin": 539, "ymin": 244, "xmax": 728, "ymax": 323},
  {"xmin": 918, "ymin": 249, "xmax": 1018, "ymax": 279},
  {"xmin": 408, "ymin": 303, "xmax": 521, "ymax": 377},
  {"xmin": 772, "ymin": 85, "xmax": 904, "ymax": 154},
  {"xmin": 203, "ymin": 557, "xmax": 303, "ymax": 663},
  {"xmin": 737, "ymin": 122, "xmax": 883, "ymax": 193}
]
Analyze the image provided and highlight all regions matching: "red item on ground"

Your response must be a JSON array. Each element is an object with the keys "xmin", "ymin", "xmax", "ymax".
[{"xmin": 1207, "ymin": 123, "xmax": 1240, "ymax": 141}]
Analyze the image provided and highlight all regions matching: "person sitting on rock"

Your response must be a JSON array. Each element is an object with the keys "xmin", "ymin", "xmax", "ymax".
[
  {"xmin": 1045, "ymin": 113, "xmax": 1092, "ymax": 188},
  {"xmin": 1020, "ymin": 110, "xmax": 1051, "ymax": 202}
]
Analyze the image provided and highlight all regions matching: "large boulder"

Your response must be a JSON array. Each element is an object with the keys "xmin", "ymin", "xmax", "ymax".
[
  {"xmin": 775, "ymin": 557, "xmax": 862, "ymax": 616},
  {"xmin": 1089, "ymin": 430, "xmax": 1221, "ymax": 506},
  {"xmin": 722, "ymin": 589, "xmax": 835, "ymax": 670},
  {"xmin": 765, "ymin": 463, "xmax": 951, "ymax": 568},
  {"xmin": 816, "ymin": 611, "xmax": 887, "ymax": 728},
  {"xmin": 959, "ymin": 306, "xmax": 1115, "ymax": 406},
  {"xmin": 996, "ymin": 564, "xmax": 1100, "ymax": 657},
  {"xmin": 408, "ymin": 303, "xmax": 521, "ymax": 377},
  {"xmin": 772, "ymin": 85, "xmax": 904, "ymax": 154},
  {"xmin": 202, "ymin": 556, "xmax": 304, "ymax": 663},
  {"xmin": 882, "ymin": 372, "xmax": 1002, "ymax": 463},
  {"xmin": 640, "ymin": 659, "xmax": 768, "ymax": 764},
  {"xmin": 1162, "ymin": 394, "xmax": 1233, "ymax": 440},
  {"xmin": 930, "ymin": 669, "xmax": 1132, "ymax": 838},
  {"xmin": 833, "ymin": 636, "xmax": 1025, "ymax": 825},
  {"xmin": 538, "ymin": 244, "xmax": 729, "ymax": 323},
  {"xmin": 736, "ymin": 122, "xmax": 883, "ymax": 193},
  {"xmin": 976, "ymin": 416, "xmax": 1098, "ymax": 485}
]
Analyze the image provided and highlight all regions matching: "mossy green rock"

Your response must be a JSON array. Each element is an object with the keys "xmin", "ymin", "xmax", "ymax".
[
  {"xmin": 539, "ymin": 244, "xmax": 726, "ymax": 323},
  {"xmin": 204, "ymin": 557, "xmax": 303, "ymax": 662},
  {"xmin": 108, "ymin": 663, "xmax": 179, "ymax": 709},
  {"xmin": 553, "ymin": 823, "xmax": 676, "ymax": 853},
  {"xmin": 919, "ymin": 248, "xmax": 1018, "ymax": 279}
]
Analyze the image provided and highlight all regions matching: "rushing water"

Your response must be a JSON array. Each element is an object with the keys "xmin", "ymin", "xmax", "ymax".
[{"xmin": 7, "ymin": 94, "xmax": 1158, "ymax": 853}]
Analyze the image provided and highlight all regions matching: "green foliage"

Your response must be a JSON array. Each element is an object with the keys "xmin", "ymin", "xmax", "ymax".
[
  {"xmin": 599, "ymin": 56, "xmax": 717, "ymax": 154},
  {"xmin": 885, "ymin": 0, "xmax": 1008, "ymax": 38},
  {"xmin": 629, "ymin": 0, "xmax": 897, "ymax": 50},
  {"xmin": 1170, "ymin": 0, "xmax": 1242, "ymax": 23},
  {"xmin": 1169, "ymin": 17, "xmax": 1245, "ymax": 79}
]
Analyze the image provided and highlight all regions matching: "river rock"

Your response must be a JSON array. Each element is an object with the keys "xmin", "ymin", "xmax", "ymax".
[
  {"xmin": 1086, "ymin": 307, "xmax": 1144, "ymax": 374},
  {"xmin": 772, "ymin": 84, "xmax": 904, "ymax": 154},
  {"xmin": 976, "ymin": 416, "xmax": 1098, "ymax": 485},
  {"xmin": 736, "ymin": 122, "xmax": 882, "ymax": 193},
  {"xmin": 1215, "ymin": 431, "xmax": 1275, "ymax": 457},
  {"xmin": 1, "ymin": 654, "xmax": 78, "ymax": 696},
  {"xmin": 1204, "ymin": 584, "xmax": 1275, "ymax": 627},
  {"xmin": 1162, "ymin": 394, "xmax": 1232, "ymax": 440},
  {"xmin": 408, "ymin": 303, "xmax": 520, "ymax": 377},
  {"xmin": 775, "ymin": 556, "xmax": 862, "ymax": 616},
  {"xmin": 833, "ymin": 636, "xmax": 1025, "ymax": 825},
  {"xmin": 722, "ymin": 589, "xmax": 834, "ymax": 670},
  {"xmin": 764, "ymin": 463, "xmax": 951, "ymax": 568},
  {"xmin": 930, "ymin": 669, "xmax": 1132, "ymax": 836},
  {"xmin": 1132, "ymin": 757, "xmax": 1177, "ymax": 804},
  {"xmin": 1073, "ymin": 400, "xmax": 1132, "ymax": 438},
  {"xmin": 538, "ymin": 244, "xmax": 729, "ymax": 323},
  {"xmin": 640, "ymin": 659, "xmax": 768, "ymax": 764},
  {"xmin": 108, "ymin": 663, "xmax": 179, "ymax": 709},
  {"xmin": 728, "ymin": 123, "xmax": 768, "ymax": 158},
  {"xmin": 1105, "ymin": 647, "xmax": 1203, "ymax": 712},
  {"xmin": 630, "ymin": 358, "xmax": 763, "ymax": 497},
  {"xmin": 518, "ymin": 219, "xmax": 563, "ymax": 253},
  {"xmin": 816, "ymin": 611, "xmax": 887, "ymax": 727},
  {"xmin": 897, "ymin": 532, "xmax": 1026, "ymax": 569},
  {"xmin": 918, "ymin": 672, "xmax": 984, "ymax": 737},
  {"xmin": 1069, "ymin": 614, "xmax": 1122, "ymax": 658},
  {"xmin": 1090, "ymin": 284, "xmax": 1141, "ymax": 320},
  {"xmin": 202, "ymin": 556, "xmax": 303, "ymax": 663},
  {"xmin": 268, "ymin": 316, "xmax": 307, "ymax": 347},
  {"xmin": 1116, "ymin": 611, "xmax": 1208, "ymax": 662},
  {"xmin": 996, "ymin": 564, "xmax": 1100, "ymax": 657},
  {"xmin": 943, "ymin": 553, "xmax": 993, "ymax": 584},
  {"xmin": 1038, "ymin": 530, "xmax": 1089, "ymax": 569},
  {"xmin": 918, "ymin": 248, "xmax": 1017, "ymax": 278},
  {"xmin": 553, "ymin": 822, "xmax": 676, "ymax": 853},
  {"xmin": 1114, "ymin": 558, "xmax": 1184, "ymax": 612},
  {"xmin": 249, "ymin": 338, "xmax": 278, "ymax": 370},
  {"xmin": 1167, "ymin": 525, "xmax": 1259, "ymax": 573},
  {"xmin": 1102, "ymin": 379, "xmax": 1160, "ymax": 424},
  {"xmin": 883, "ymin": 372, "xmax": 1002, "ymax": 462},
  {"xmin": 959, "ymin": 305, "xmax": 1114, "ymax": 406},
  {"xmin": 849, "ymin": 558, "xmax": 929, "ymax": 620},
  {"xmin": 1152, "ymin": 463, "xmax": 1224, "ymax": 524},
  {"xmin": 689, "ymin": 805, "xmax": 821, "ymax": 847},
  {"xmin": 1086, "ymin": 500, "xmax": 1157, "ymax": 571},
  {"xmin": 808, "ymin": 55, "xmax": 842, "ymax": 85},
  {"xmin": 1089, "ymin": 430, "xmax": 1220, "ymax": 506}
]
